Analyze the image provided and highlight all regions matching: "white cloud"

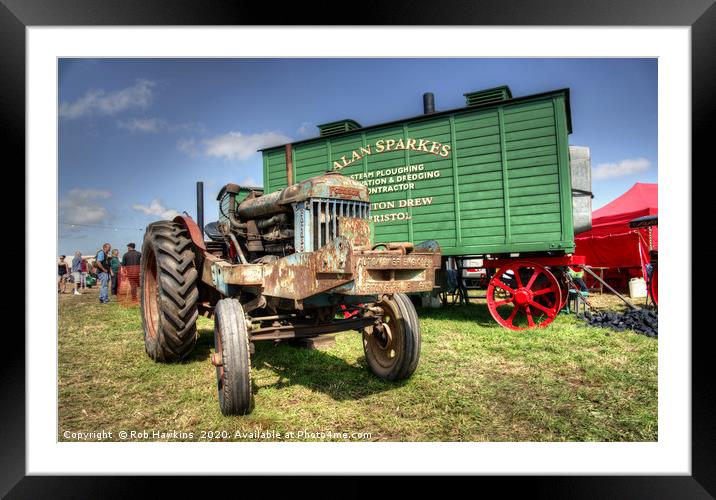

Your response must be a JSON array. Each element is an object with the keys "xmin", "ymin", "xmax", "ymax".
[
  {"xmin": 119, "ymin": 118, "xmax": 206, "ymax": 134},
  {"xmin": 177, "ymin": 122, "xmax": 207, "ymax": 134},
  {"xmin": 592, "ymin": 157, "xmax": 651, "ymax": 180},
  {"xmin": 59, "ymin": 188, "xmax": 111, "ymax": 225},
  {"xmin": 132, "ymin": 199, "xmax": 180, "ymax": 220},
  {"xmin": 177, "ymin": 138, "xmax": 198, "ymax": 155},
  {"xmin": 118, "ymin": 117, "xmax": 168, "ymax": 133},
  {"xmin": 240, "ymin": 177, "xmax": 260, "ymax": 188},
  {"xmin": 59, "ymin": 79, "xmax": 155, "ymax": 120},
  {"xmin": 202, "ymin": 131, "xmax": 291, "ymax": 161},
  {"xmin": 297, "ymin": 122, "xmax": 314, "ymax": 136}
]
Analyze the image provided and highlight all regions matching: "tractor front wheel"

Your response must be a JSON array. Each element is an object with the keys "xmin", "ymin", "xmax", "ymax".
[
  {"xmin": 213, "ymin": 298, "xmax": 253, "ymax": 415},
  {"xmin": 140, "ymin": 221, "xmax": 199, "ymax": 362},
  {"xmin": 363, "ymin": 293, "xmax": 421, "ymax": 380}
]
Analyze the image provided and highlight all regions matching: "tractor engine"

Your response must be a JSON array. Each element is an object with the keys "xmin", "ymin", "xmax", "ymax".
[{"xmin": 210, "ymin": 172, "xmax": 371, "ymax": 263}]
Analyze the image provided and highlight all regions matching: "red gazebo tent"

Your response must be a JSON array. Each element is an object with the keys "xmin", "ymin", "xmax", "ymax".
[{"xmin": 575, "ymin": 183, "xmax": 657, "ymax": 287}]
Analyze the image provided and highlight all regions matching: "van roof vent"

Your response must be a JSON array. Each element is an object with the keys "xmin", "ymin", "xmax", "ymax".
[
  {"xmin": 463, "ymin": 85, "xmax": 513, "ymax": 106},
  {"xmin": 317, "ymin": 119, "xmax": 362, "ymax": 137}
]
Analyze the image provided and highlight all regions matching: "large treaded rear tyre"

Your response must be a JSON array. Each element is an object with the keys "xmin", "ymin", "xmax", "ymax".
[
  {"xmin": 140, "ymin": 220, "xmax": 199, "ymax": 362},
  {"xmin": 363, "ymin": 293, "xmax": 421, "ymax": 381},
  {"xmin": 214, "ymin": 298, "xmax": 252, "ymax": 415}
]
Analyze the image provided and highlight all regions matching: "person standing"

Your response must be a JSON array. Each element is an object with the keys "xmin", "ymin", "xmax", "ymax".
[
  {"xmin": 71, "ymin": 251, "xmax": 83, "ymax": 295},
  {"xmin": 57, "ymin": 255, "xmax": 70, "ymax": 294},
  {"xmin": 122, "ymin": 242, "xmax": 142, "ymax": 300},
  {"xmin": 110, "ymin": 248, "xmax": 120, "ymax": 296},
  {"xmin": 80, "ymin": 257, "xmax": 88, "ymax": 290},
  {"xmin": 94, "ymin": 243, "xmax": 112, "ymax": 304},
  {"xmin": 121, "ymin": 242, "xmax": 142, "ymax": 266}
]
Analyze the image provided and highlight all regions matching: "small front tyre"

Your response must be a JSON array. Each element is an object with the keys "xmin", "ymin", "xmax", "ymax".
[
  {"xmin": 363, "ymin": 293, "xmax": 421, "ymax": 381},
  {"xmin": 214, "ymin": 298, "xmax": 253, "ymax": 415}
]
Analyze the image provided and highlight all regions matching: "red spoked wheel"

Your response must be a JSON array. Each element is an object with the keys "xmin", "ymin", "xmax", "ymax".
[
  {"xmin": 650, "ymin": 268, "xmax": 658, "ymax": 306},
  {"xmin": 486, "ymin": 261, "xmax": 562, "ymax": 330}
]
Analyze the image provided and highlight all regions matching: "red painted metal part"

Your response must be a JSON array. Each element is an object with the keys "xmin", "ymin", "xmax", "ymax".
[
  {"xmin": 486, "ymin": 260, "xmax": 562, "ymax": 331},
  {"xmin": 173, "ymin": 215, "xmax": 206, "ymax": 253},
  {"xmin": 340, "ymin": 304, "xmax": 361, "ymax": 319},
  {"xmin": 483, "ymin": 254, "xmax": 586, "ymax": 268},
  {"xmin": 650, "ymin": 268, "xmax": 658, "ymax": 305}
]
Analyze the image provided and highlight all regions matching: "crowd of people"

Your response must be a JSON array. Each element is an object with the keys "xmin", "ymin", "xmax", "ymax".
[{"xmin": 57, "ymin": 242, "xmax": 142, "ymax": 304}]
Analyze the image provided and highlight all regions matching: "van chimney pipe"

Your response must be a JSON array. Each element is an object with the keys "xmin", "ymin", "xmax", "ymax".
[
  {"xmin": 423, "ymin": 92, "xmax": 435, "ymax": 114},
  {"xmin": 196, "ymin": 181, "xmax": 204, "ymax": 237}
]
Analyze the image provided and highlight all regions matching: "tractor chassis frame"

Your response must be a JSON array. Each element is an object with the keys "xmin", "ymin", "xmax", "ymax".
[{"xmin": 247, "ymin": 314, "xmax": 379, "ymax": 342}]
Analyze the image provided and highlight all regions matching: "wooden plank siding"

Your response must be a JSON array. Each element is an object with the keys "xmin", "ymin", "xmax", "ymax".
[{"xmin": 261, "ymin": 90, "xmax": 575, "ymax": 256}]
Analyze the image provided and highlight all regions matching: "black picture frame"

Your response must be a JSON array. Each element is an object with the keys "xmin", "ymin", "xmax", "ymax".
[{"xmin": 5, "ymin": 0, "xmax": 712, "ymax": 496}]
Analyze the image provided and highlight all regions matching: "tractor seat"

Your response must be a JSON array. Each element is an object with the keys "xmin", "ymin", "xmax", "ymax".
[{"xmin": 204, "ymin": 221, "xmax": 224, "ymax": 242}]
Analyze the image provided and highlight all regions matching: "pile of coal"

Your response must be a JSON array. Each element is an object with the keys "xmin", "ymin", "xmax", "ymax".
[{"xmin": 578, "ymin": 308, "xmax": 658, "ymax": 337}]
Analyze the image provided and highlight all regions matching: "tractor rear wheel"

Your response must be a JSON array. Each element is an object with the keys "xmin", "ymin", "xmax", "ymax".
[
  {"xmin": 140, "ymin": 220, "xmax": 199, "ymax": 362},
  {"xmin": 213, "ymin": 298, "xmax": 252, "ymax": 415},
  {"xmin": 363, "ymin": 293, "xmax": 421, "ymax": 380}
]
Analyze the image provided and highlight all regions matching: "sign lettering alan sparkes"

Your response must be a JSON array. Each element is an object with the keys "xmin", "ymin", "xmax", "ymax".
[{"xmin": 332, "ymin": 137, "xmax": 451, "ymax": 171}]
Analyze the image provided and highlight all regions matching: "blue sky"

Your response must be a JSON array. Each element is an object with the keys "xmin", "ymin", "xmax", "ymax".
[{"xmin": 58, "ymin": 58, "xmax": 657, "ymax": 256}]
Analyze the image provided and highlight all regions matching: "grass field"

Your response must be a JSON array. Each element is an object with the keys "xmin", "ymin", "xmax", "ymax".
[{"xmin": 58, "ymin": 287, "xmax": 657, "ymax": 442}]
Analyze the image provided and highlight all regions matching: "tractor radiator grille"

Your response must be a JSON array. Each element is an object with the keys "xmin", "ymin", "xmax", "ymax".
[
  {"xmin": 293, "ymin": 198, "xmax": 370, "ymax": 252},
  {"xmin": 311, "ymin": 199, "xmax": 370, "ymax": 250}
]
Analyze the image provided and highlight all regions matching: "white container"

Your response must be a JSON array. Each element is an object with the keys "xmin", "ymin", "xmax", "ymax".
[{"xmin": 629, "ymin": 278, "xmax": 647, "ymax": 298}]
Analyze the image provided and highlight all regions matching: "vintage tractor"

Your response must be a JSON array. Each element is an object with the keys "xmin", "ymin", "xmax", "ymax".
[{"xmin": 139, "ymin": 172, "xmax": 440, "ymax": 415}]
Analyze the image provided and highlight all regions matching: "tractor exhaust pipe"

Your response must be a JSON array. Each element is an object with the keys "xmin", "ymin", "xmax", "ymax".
[
  {"xmin": 423, "ymin": 92, "xmax": 435, "ymax": 114},
  {"xmin": 196, "ymin": 181, "xmax": 204, "ymax": 237}
]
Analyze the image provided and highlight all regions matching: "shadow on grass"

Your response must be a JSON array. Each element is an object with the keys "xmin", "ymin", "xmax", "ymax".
[
  {"xmin": 416, "ymin": 302, "xmax": 580, "ymax": 330},
  {"xmin": 415, "ymin": 302, "xmax": 499, "ymax": 328},
  {"xmin": 187, "ymin": 328, "xmax": 400, "ymax": 401},
  {"xmin": 251, "ymin": 340, "xmax": 403, "ymax": 401},
  {"xmin": 184, "ymin": 328, "xmax": 217, "ymax": 364}
]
